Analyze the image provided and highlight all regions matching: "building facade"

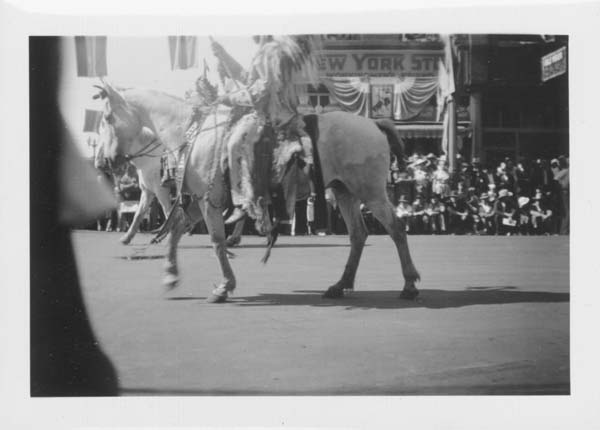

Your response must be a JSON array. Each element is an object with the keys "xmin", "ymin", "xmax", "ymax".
[{"xmin": 296, "ymin": 34, "xmax": 569, "ymax": 167}]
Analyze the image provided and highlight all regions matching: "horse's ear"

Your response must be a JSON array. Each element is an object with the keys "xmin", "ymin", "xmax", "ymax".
[
  {"xmin": 92, "ymin": 85, "xmax": 107, "ymax": 100},
  {"xmin": 102, "ymin": 79, "xmax": 127, "ymax": 107}
]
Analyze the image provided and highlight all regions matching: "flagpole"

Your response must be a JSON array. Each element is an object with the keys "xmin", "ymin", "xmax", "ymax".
[{"xmin": 447, "ymin": 94, "xmax": 457, "ymax": 175}]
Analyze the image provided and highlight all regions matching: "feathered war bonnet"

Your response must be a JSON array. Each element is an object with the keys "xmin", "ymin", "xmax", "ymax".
[{"xmin": 249, "ymin": 35, "xmax": 322, "ymax": 114}]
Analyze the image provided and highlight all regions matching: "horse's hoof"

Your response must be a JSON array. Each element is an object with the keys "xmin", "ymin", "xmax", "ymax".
[
  {"xmin": 322, "ymin": 286, "xmax": 344, "ymax": 299},
  {"xmin": 399, "ymin": 287, "xmax": 419, "ymax": 300},
  {"xmin": 120, "ymin": 235, "xmax": 132, "ymax": 245},
  {"xmin": 225, "ymin": 236, "xmax": 241, "ymax": 247},
  {"xmin": 206, "ymin": 292, "xmax": 228, "ymax": 303},
  {"xmin": 162, "ymin": 273, "xmax": 180, "ymax": 290}
]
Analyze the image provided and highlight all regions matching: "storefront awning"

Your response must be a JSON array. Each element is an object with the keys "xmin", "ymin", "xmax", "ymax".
[{"xmin": 395, "ymin": 122, "xmax": 470, "ymax": 139}]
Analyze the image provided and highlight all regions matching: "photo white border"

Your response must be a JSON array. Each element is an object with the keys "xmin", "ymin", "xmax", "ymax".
[{"xmin": 1, "ymin": 0, "xmax": 598, "ymax": 428}]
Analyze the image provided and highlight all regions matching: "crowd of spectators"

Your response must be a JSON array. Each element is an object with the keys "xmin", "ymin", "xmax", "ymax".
[
  {"xmin": 388, "ymin": 153, "xmax": 570, "ymax": 236},
  {"xmin": 91, "ymin": 152, "xmax": 570, "ymax": 238},
  {"xmin": 95, "ymin": 163, "xmax": 147, "ymax": 233}
]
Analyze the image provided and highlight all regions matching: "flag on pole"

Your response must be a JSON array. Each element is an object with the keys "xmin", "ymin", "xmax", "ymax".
[
  {"xmin": 209, "ymin": 36, "xmax": 246, "ymax": 84},
  {"xmin": 74, "ymin": 36, "xmax": 108, "ymax": 77},
  {"xmin": 436, "ymin": 34, "xmax": 456, "ymax": 121},
  {"xmin": 83, "ymin": 109, "xmax": 103, "ymax": 133},
  {"xmin": 168, "ymin": 36, "xmax": 199, "ymax": 70}
]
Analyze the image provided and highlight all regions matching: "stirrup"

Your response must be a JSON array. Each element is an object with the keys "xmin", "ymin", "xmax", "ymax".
[{"xmin": 225, "ymin": 207, "xmax": 247, "ymax": 225}]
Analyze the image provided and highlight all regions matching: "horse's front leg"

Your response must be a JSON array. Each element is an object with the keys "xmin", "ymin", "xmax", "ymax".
[
  {"xmin": 120, "ymin": 187, "xmax": 154, "ymax": 245},
  {"xmin": 163, "ymin": 210, "xmax": 186, "ymax": 289},
  {"xmin": 225, "ymin": 218, "xmax": 245, "ymax": 247},
  {"xmin": 201, "ymin": 199, "xmax": 236, "ymax": 303}
]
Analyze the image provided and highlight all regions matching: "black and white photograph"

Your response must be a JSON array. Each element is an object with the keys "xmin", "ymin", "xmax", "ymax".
[
  {"xmin": 32, "ymin": 30, "xmax": 571, "ymax": 395},
  {"xmin": 3, "ymin": 1, "xmax": 600, "ymax": 429}
]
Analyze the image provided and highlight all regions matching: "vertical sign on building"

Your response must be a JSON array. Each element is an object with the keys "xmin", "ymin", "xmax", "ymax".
[{"xmin": 541, "ymin": 46, "xmax": 567, "ymax": 82}]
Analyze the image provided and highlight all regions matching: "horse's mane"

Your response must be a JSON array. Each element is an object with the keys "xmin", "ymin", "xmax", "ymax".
[{"xmin": 120, "ymin": 87, "xmax": 192, "ymax": 119}]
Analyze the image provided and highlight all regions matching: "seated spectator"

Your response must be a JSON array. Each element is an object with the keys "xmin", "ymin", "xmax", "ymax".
[
  {"xmin": 455, "ymin": 180, "xmax": 467, "ymax": 198},
  {"xmin": 516, "ymin": 196, "xmax": 531, "ymax": 235},
  {"xmin": 395, "ymin": 195, "xmax": 413, "ymax": 232},
  {"xmin": 464, "ymin": 187, "xmax": 481, "ymax": 234},
  {"xmin": 424, "ymin": 195, "xmax": 446, "ymax": 234},
  {"xmin": 516, "ymin": 160, "xmax": 531, "ymax": 196},
  {"xmin": 431, "ymin": 158, "xmax": 451, "ymax": 198},
  {"xmin": 478, "ymin": 192, "xmax": 496, "ymax": 235},
  {"xmin": 529, "ymin": 190, "xmax": 553, "ymax": 235},
  {"xmin": 470, "ymin": 158, "xmax": 488, "ymax": 195},
  {"xmin": 411, "ymin": 195, "xmax": 427, "ymax": 234},
  {"xmin": 445, "ymin": 191, "xmax": 470, "ymax": 235},
  {"xmin": 117, "ymin": 164, "xmax": 141, "ymax": 201},
  {"xmin": 425, "ymin": 153, "xmax": 438, "ymax": 174},
  {"xmin": 394, "ymin": 170, "xmax": 415, "ymax": 204},
  {"xmin": 412, "ymin": 159, "xmax": 431, "ymax": 201},
  {"xmin": 115, "ymin": 164, "xmax": 141, "ymax": 232},
  {"xmin": 494, "ymin": 189, "xmax": 517, "ymax": 235}
]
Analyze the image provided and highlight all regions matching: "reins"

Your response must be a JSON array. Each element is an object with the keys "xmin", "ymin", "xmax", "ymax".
[{"xmin": 124, "ymin": 137, "xmax": 163, "ymax": 161}]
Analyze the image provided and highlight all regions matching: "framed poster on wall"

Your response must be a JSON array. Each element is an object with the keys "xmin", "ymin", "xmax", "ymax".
[{"xmin": 370, "ymin": 84, "xmax": 394, "ymax": 118}]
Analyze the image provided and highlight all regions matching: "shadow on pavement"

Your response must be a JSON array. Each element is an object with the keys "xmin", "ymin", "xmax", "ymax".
[
  {"xmin": 120, "ymin": 381, "xmax": 569, "ymax": 396},
  {"xmin": 178, "ymin": 243, "xmax": 357, "ymax": 250},
  {"xmin": 225, "ymin": 287, "xmax": 569, "ymax": 310}
]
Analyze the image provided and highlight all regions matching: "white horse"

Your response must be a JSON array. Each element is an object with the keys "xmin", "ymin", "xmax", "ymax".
[
  {"xmin": 94, "ymin": 89, "xmax": 245, "ymax": 247},
  {"xmin": 97, "ymin": 82, "xmax": 420, "ymax": 302},
  {"xmin": 94, "ymin": 110, "xmax": 174, "ymax": 245}
]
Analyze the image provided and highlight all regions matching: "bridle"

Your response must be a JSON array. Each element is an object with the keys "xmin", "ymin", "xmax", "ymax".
[
  {"xmin": 123, "ymin": 136, "xmax": 163, "ymax": 161},
  {"xmin": 102, "ymin": 109, "xmax": 164, "ymax": 162}
]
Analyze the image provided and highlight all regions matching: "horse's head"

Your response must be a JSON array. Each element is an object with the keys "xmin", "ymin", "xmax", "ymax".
[{"xmin": 93, "ymin": 80, "xmax": 157, "ymax": 169}]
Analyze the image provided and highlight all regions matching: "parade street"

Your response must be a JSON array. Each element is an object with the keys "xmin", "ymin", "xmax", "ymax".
[{"xmin": 72, "ymin": 231, "xmax": 569, "ymax": 395}]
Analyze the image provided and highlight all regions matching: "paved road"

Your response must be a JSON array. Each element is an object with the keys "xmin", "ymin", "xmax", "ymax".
[{"xmin": 72, "ymin": 231, "xmax": 569, "ymax": 395}]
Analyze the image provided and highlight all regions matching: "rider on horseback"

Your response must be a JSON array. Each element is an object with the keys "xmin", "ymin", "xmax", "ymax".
[
  {"xmin": 210, "ymin": 35, "xmax": 317, "ymax": 224},
  {"xmin": 162, "ymin": 65, "xmax": 219, "ymax": 188}
]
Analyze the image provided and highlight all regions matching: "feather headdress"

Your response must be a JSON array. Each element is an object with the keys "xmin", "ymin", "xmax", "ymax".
[
  {"xmin": 249, "ymin": 34, "xmax": 321, "ymax": 86},
  {"xmin": 249, "ymin": 35, "xmax": 322, "ymax": 120},
  {"xmin": 209, "ymin": 36, "xmax": 248, "ymax": 85}
]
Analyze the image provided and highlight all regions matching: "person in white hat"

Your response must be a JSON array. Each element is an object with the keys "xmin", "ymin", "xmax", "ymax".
[
  {"xmin": 412, "ymin": 159, "xmax": 431, "ymax": 201},
  {"xmin": 529, "ymin": 189, "xmax": 553, "ymax": 234},
  {"xmin": 431, "ymin": 158, "xmax": 451, "ymax": 198},
  {"xmin": 424, "ymin": 194, "xmax": 446, "ymax": 234},
  {"xmin": 445, "ymin": 191, "xmax": 470, "ymax": 234},
  {"xmin": 478, "ymin": 192, "xmax": 495, "ymax": 234},
  {"xmin": 395, "ymin": 195, "xmax": 414, "ymax": 232},
  {"xmin": 494, "ymin": 188, "xmax": 517, "ymax": 235},
  {"xmin": 516, "ymin": 196, "xmax": 531, "ymax": 235},
  {"xmin": 411, "ymin": 194, "xmax": 427, "ymax": 234}
]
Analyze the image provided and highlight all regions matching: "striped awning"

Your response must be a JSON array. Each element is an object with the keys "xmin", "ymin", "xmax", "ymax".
[{"xmin": 395, "ymin": 122, "xmax": 470, "ymax": 139}]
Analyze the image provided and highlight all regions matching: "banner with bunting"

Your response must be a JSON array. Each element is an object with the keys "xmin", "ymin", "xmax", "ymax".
[{"xmin": 74, "ymin": 36, "xmax": 108, "ymax": 77}]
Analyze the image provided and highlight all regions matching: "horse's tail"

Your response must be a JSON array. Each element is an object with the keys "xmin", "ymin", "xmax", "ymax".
[{"xmin": 375, "ymin": 119, "xmax": 406, "ymax": 171}]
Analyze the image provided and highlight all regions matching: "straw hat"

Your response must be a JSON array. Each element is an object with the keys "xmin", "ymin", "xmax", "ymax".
[{"xmin": 518, "ymin": 197, "xmax": 530, "ymax": 208}]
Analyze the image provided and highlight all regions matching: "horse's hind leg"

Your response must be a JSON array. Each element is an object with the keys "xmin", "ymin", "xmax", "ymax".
[
  {"xmin": 323, "ymin": 185, "xmax": 368, "ymax": 299},
  {"xmin": 368, "ymin": 199, "xmax": 420, "ymax": 299}
]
